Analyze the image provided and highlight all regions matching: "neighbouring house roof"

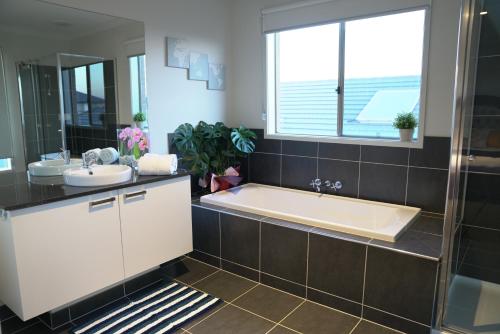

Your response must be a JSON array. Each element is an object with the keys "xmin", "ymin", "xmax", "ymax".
[{"xmin": 278, "ymin": 76, "xmax": 420, "ymax": 138}]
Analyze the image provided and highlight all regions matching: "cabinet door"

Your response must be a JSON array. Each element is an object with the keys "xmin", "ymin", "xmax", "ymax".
[
  {"xmin": 119, "ymin": 176, "xmax": 192, "ymax": 278},
  {"xmin": 10, "ymin": 191, "xmax": 124, "ymax": 320}
]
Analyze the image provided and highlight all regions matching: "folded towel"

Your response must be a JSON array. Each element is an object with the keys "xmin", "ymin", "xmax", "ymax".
[
  {"xmin": 138, "ymin": 154, "xmax": 178, "ymax": 175},
  {"xmin": 99, "ymin": 147, "xmax": 119, "ymax": 164},
  {"xmin": 83, "ymin": 148, "xmax": 101, "ymax": 161}
]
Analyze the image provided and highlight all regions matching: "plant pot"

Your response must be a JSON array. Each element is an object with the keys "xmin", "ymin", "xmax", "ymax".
[
  {"xmin": 134, "ymin": 121, "xmax": 143, "ymax": 129},
  {"xmin": 399, "ymin": 129, "xmax": 414, "ymax": 142}
]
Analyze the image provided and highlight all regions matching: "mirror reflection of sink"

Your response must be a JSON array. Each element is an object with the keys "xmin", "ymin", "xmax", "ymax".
[
  {"xmin": 63, "ymin": 165, "xmax": 132, "ymax": 187},
  {"xmin": 29, "ymin": 175, "xmax": 65, "ymax": 186},
  {"xmin": 28, "ymin": 159, "xmax": 83, "ymax": 177}
]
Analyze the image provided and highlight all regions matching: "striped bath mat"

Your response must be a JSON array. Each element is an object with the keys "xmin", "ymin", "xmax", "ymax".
[{"xmin": 72, "ymin": 282, "xmax": 221, "ymax": 334}]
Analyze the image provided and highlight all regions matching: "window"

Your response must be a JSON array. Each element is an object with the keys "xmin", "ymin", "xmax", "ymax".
[
  {"xmin": 62, "ymin": 62, "xmax": 107, "ymax": 127},
  {"xmin": 0, "ymin": 158, "xmax": 11, "ymax": 172},
  {"xmin": 129, "ymin": 54, "xmax": 148, "ymax": 126},
  {"xmin": 266, "ymin": 9, "xmax": 428, "ymax": 143}
]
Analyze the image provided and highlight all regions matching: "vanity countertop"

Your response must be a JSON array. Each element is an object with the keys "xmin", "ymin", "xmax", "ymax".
[{"xmin": 0, "ymin": 170, "xmax": 191, "ymax": 211}]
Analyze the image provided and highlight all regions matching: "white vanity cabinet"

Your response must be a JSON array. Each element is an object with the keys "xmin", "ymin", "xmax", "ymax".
[
  {"xmin": 0, "ymin": 176, "xmax": 192, "ymax": 321},
  {"xmin": 119, "ymin": 177, "xmax": 192, "ymax": 278},
  {"xmin": 0, "ymin": 191, "xmax": 124, "ymax": 321}
]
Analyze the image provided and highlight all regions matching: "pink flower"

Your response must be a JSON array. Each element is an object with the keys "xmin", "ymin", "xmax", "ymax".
[
  {"xmin": 127, "ymin": 139, "xmax": 134, "ymax": 150},
  {"xmin": 139, "ymin": 138, "xmax": 148, "ymax": 151}
]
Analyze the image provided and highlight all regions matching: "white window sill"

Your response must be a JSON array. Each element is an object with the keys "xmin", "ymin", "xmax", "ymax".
[{"xmin": 264, "ymin": 133, "xmax": 423, "ymax": 149}]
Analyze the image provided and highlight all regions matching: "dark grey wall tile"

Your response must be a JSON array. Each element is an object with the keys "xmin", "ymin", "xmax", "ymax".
[
  {"xmin": 260, "ymin": 273, "xmax": 306, "ymax": 297},
  {"xmin": 369, "ymin": 230, "xmax": 442, "ymax": 260},
  {"xmin": 364, "ymin": 246, "xmax": 438, "ymax": 325},
  {"xmin": 190, "ymin": 250, "xmax": 220, "ymax": 268},
  {"xmin": 463, "ymin": 172, "xmax": 500, "ymax": 230},
  {"xmin": 406, "ymin": 167, "xmax": 448, "ymax": 213},
  {"xmin": 410, "ymin": 137, "xmax": 450, "ymax": 169},
  {"xmin": 281, "ymin": 156, "xmax": 317, "ymax": 191},
  {"xmin": 221, "ymin": 213, "xmax": 260, "ymax": 269},
  {"xmin": 192, "ymin": 206, "xmax": 220, "ymax": 257},
  {"xmin": 306, "ymin": 288, "xmax": 361, "ymax": 317},
  {"xmin": 252, "ymin": 129, "xmax": 281, "ymax": 154},
  {"xmin": 249, "ymin": 153, "xmax": 281, "ymax": 186},
  {"xmin": 282, "ymin": 140, "xmax": 318, "ymax": 157},
  {"xmin": 69, "ymin": 284, "xmax": 125, "ymax": 320},
  {"xmin": 362, "ymin": 307, "xmax": 430, "ymax": 334},
  {"xmin": 318, "ymin": 159, "xmax": 359, "ymax": 197},
  {"xmin": 261, "ymin": 222, "xmax": 308, "ymax": 284},
  {"xmin": 318, "ymin": 143, "xmax": 360, "ymax": 161},
  {"xmin": 359, "ymin": 163, "xmax": 407, "ymax": 205},
  {"xmin": 308, "ymin": 234, "xmax": 366, "ymax": 302},
  {"xmin": 124, "ymin": 268, "xmax": 162, "ymax": 295},
  {"xmin": 361, "ymin": 146, "xmax": 409, "ymax": 165},
  {"xmin": 221, "ymin": 259, "xmax": 260, "ymax": 281}
]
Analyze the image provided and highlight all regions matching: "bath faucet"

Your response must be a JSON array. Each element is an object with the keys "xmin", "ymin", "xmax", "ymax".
[
  {"xmin": 325, "ymin": 180, "xmax": 343, "ymax": 192},
  {"xmin": 310, "ymin": 178, "xmax": 322, "ymax": 192},
  {"xmin": 58, "ymin": 149, "xmax": 71, "ymax": 164}
]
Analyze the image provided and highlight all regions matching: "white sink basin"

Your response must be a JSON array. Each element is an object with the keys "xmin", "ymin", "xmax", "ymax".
[
  {"xmin": 63, "ymin": 165, "xmax": 132, "ymax": 187},
  {"xmin": 29, "ymin": 159, "xmax": 83, "ymax": 176}
]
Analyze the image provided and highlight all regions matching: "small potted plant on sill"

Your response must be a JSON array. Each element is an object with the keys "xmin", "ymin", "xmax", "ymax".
[
  {"xmin": 172, "ymin": 121, "xmax": 256, "ymax": 192},
  {"xmin": 133, "ymin": 112, "xmax": 147, "ymax": 129},
  {"xmin": 393, "ymin": 112, "xmax": 417, "ymax": 142}
]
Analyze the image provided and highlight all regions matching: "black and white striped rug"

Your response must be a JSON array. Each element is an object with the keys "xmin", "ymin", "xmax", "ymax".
[{"xmin": 71, "ymin": 282, "xmax": 221, "ymax": 334}]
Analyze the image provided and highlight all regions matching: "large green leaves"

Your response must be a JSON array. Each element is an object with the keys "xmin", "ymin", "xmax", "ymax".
[{"xmin": 231, "ymin": 126, "xmax": 256, "ymax": 154}]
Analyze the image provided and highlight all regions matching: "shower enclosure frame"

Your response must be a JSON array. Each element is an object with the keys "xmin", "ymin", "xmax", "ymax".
[{"xmin": 435, "ymin": 0, "xmax": 482, "ymax": 332}]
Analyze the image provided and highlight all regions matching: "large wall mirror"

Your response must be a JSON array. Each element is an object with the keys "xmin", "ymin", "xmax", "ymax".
[{"xmin": 0, "ymin": 0, "xmax": 146, "ymax": 172}]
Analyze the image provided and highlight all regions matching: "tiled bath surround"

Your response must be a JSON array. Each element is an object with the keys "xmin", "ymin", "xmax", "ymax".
[
  {"xmin": 191, "ymin": 202, "xmax": 443, "ymax": 334},
  {"xmin": 248, "ymin": 129, "xmax": 451, "ymax": 214}
]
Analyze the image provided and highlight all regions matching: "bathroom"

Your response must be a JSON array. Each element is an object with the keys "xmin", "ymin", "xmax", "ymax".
[{"xmin": 0, "ymin": 0, "xmax": 498, "ymax": 333}]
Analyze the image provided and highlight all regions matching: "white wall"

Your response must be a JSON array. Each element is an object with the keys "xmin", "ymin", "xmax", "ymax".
[
  {"xmin": 0, "ymin": 30, "xmax": 70, "ymax": 171},
  {"xmin": 68, "ymin": 21, "xmax": 145, "ymax": 126},
  {"xmin": 228, "ymin": 0, "xmax": 462, "ymax": 137},
  {"xmin": 47, "ymin": 0, "xmax": 231, "ymax": 153}
]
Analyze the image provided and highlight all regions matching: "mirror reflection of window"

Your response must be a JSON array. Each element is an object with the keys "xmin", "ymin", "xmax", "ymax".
[{"xmin": 129, "ymin": 54, "xmax": 148, "ymax": 127}]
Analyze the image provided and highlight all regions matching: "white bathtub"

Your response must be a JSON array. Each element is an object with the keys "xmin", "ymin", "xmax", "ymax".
[{"xmin": 200, "ymin": 183, "xmax": 421, "ymax": 242}]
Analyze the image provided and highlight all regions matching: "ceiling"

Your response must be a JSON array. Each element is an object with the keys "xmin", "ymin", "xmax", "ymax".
[{"xmin": 0, "ymin": 0, "xmax": 138, "ymax": 40}]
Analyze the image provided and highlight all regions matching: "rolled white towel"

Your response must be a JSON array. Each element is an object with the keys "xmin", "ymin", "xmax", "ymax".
[
  {"xmin": 99, "ymin": 147, "xmax": 119, "ymax": 164},
  {"xmin": 138, "ymin": 154, "xmax": 178, "ymax": 175}
]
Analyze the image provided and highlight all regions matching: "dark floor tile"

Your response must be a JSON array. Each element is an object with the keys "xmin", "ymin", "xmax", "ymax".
[
  {"xmin": 193, "ymin": 271, "xmax": 257, "ymax": 302},
  {"xmin": 233, "ymin": 285, "xmax": 303, "ymax": 322},
  {"xmin": 268, "ymin": 325, "xmax": 297, "ymax": 334},
  {"xmin": 1, "ymin": 316, "xmax": 40, "ymax": 334},
  {"xmin": 0, "ymin": 305, "xmax": 15, "ymax": 321},
  {"xmin": 410, "ymin": 136, "xmax": 450, "ymax": 169},
  {"xmin": 364, "ymin": 246, "xmax": 438, "ymax": 325},
  {"xmin": 308, "ymin": 234, "xmax": 366, "ymax": 302},
  {"xmin": 362, "ymin": 306, "xmax": 430, "ymax": 334},
  {"xmin": 407, "ymin": 167, "xmax": 448, "ymax": 213},
  {"xmin": 15, "ymin": 321, "xmax": 73, "ymax": 334},
  {"xmin": 261, "ymin": 273, "xmax": 306, "ymax": 298},
  {"xmin": 318, "ymin": 143, "xmax": 360, "ymax": 161},
  {"xmin": 124, "ymin": 268, "xmax": 162, "ymax": 295},
  {"xmin": 189, "ymin": 250, "xmax": 221, "ymax": 268},
  {"xmin": 68, "ymin": 284, "xmax": 125, "ymax": 320},
  {"xmin": 221, "ymin": 213, "xmax": 260, "ymax": 269},
  {"xmin": 282, "ymin": 140, "xmax": 318, "ymax": 157},
  {"xmin": 359, "ymin": 163, "xmax": 407, "ymax": 205},
  {"xmin": 282, "ymin": 301, "xmax": 359, "ymax": 334},
  {"xmin": 221, "ymin": 260, "xmax": 260, "ymax": 281},
  {"xmin": 40, "ymin": 307, "xmax": 70, "ymax": 329},
  {"xmin": 192, "ymin": 206, "xmax": 221, "ymax": 257},
  {"xmin": 281, "ymin": 155, "xmax": 317, "ymax": 191},
  {"xmin": 369, "ymin": 230, "xmax": 442, "ymax": 260},
  {"xmin": 253, "ymin": 129, "xmax": 281, "ymax": 154},
  {"xmin": 352, "ymin": 319, "xmax": 408, "ymax": 334},
  {"xmin": 249, "ymin": 153, "xmax": 281, "ymax": 186},
  {"xmin": 361, "ymin": 146, "xmax": 409, "ymax": 165},
  {"xmin": 306, "ymin": 288, "xmax": 362, "ymax": 317},
  {"xmin": 162, "ymin": 257, "xmax": 218, "ymax": 285},
  {"xmin": 71, "ymin": 297, "xmax": 131, "ymax": 326},
  {"xmin": 261, "ymin": 222, "xmax": 308, "ymax": 284},
  {"xmin": 182, "ymin": 302, "xmax": 228, "ymax": 331},
  {"xmin": 189, "ymin": 304, "xmax": 274, "ymax": 334},
  {"xmin": 318, "ymin": 159, "xmax": 359, "ymax": 197}
]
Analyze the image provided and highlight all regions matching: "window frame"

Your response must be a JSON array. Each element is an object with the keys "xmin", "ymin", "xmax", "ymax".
[
  {"xmin": 264, "ymin": 6, "xmax": 431, "ymax": 148},
  {"xmin": 128, "ymin": 54, "xmax": 148, "ymax": 125}
]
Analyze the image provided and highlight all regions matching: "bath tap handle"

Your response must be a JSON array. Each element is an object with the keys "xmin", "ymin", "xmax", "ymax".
[
  {"xmin": 325, "ymin": 180, "xmax": 343, "ymax": 192},
  {"xmin": 310, "ymin": 178, "xmax": 322, "ymax": 192}
]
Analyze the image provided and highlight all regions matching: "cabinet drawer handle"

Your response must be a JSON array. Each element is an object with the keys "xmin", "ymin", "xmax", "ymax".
[
  {"xmin": 124, "ymin": 190, "xmax": 147, "ymax": 199},
  {"xmin": 89, "ymin": 197, "xmax": 116, "ymax": 208}
]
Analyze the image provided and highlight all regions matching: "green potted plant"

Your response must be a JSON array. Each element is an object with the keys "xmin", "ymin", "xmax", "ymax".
[
  {"xmin": 133, "ymin": 112, "xmax": 147, "ymax": 129},
  {"xmin": 393, "ymin": 112, "xmax": 417, "ymax": 142},
  {"xmin": 172, "ymin": 121, "xmax": 256, "ymax": 190}
]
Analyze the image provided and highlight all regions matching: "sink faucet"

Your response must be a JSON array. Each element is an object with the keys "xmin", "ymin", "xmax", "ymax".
[
  {"xmin": 82, "ymin": 151, "xmax": 99, "ymax": 171},
  {"xmin": 58, "ymin": 149, "xmax": 71, "ymax": 165},
  {"xmin": 325, "ymin": 180, "xmax": 343, "ymax": 192},
  {"xmin": 310, "ymin": 178, "xmax": 322, "ymax": 192}
]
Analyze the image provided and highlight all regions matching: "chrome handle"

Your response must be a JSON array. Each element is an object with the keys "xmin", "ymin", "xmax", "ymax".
[
  {"xmin": 124, "ymin": 190, "xmax": 147, "ymax": 200},
  {"xmin": 89, "ymin": 197, "xmax": 116, "ymax": 208}
]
